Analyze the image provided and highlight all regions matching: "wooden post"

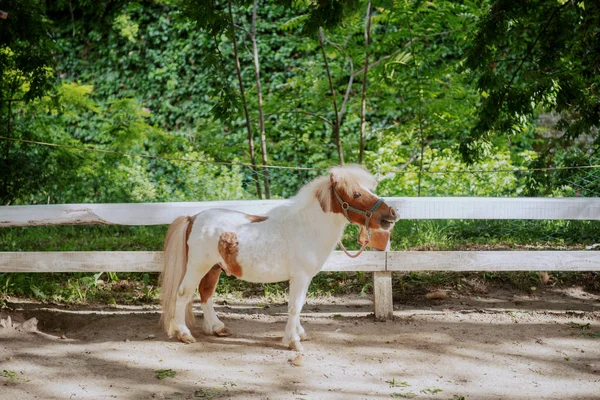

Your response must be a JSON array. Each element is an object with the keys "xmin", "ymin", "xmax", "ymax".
[
  {"xmin": 373, "ymin": 238, "xmax": 393, "ymax": 320},
  {"xmin": 373, "ymin": 271, "xmax": 393, "ymax": 320}
]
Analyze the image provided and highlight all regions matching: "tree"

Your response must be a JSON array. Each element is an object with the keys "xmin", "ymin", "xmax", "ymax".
[
  {"xmin": 0, "ymin": 0, "xmax": 55, "ymax": 102},
  {"xmin": 180, "ymin": 0, "xmax": 266, "ymax": 199},
  {"xmin": 358, "ymin": 0, "xmax": 372, "ymax": 165},
  {"xmin": 0, "ymin": 0, "xmax": 56, "ymax": 203},
  {"xmin": 465, "ymin": 0, "xmax": 600, "ymax": 162},
  {"xmin": 251, "ymin": 0, "xmax": 271, "ymax": 198}
]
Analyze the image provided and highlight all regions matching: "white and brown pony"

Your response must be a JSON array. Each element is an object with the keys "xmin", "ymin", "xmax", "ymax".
[{"xmin": 159, "ymin": 165, "xmax": 397, "ymax": 351}]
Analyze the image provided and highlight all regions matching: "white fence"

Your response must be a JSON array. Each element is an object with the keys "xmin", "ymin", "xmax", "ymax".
[{"xmin": 2, "ymin": 197, "xmax": 600, "ymax": 319}]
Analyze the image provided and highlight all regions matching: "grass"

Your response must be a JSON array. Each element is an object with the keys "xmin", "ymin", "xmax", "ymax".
[
  {"xmin": 390, "ymin": 219, "xmax": 600, "ymax": 250},
  {"xmin": 0, "ymin": 220, "xmax": 599, "ymax": 306},
  {"xmin": 0, "ymin": 225, "xmax": 167, "ymax": 252}
]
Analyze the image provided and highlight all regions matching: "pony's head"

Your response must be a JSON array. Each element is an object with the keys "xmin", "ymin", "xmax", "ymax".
[{"xmin": 316, "ymin": 164, "xmax": 398, "ymax": 232}]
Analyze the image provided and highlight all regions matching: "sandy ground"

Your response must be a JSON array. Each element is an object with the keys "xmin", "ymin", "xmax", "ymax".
[{"xmin": 1, "ymin": 288, "xmax": 600, "ymax": 400}]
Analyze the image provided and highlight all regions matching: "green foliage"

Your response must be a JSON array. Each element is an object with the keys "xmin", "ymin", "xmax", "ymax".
[
  {"xmin": 2, "ymin": 0, "xmax": 597, "ymax": 204},
  {"xmin": 298, "ymin": 0, "xmax": 361, "ymax": 36},
  {"xmin": 1, "ymin": 78, "xmax": 248, "ymax": 204},
  {"xmin": 0, "ymin": 0, "xmax": 56, "ymax": 102},
  {"xmin": 0, "ymin": 0, "xmax": 58, "ymax": 202},
  {"xmin": 465, "ymin": 0, "xmax": 600, "ymax": 162},
  {"xmin": 2, "ymin": 0, "xmax": 600, "ymax": 303},
  {"xmin": 113, "ymin": 13, "xmax": 140, "ymax": 42}
]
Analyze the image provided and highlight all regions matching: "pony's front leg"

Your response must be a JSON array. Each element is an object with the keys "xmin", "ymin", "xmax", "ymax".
[{"xmin": 283, "ymin": 275, "xmax": 311, "ymax": 351}]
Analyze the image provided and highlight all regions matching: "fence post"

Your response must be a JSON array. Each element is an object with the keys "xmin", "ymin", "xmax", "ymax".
[{"xmin": 373, "ymin": 238, "xmax": 393, "ymax": 320}]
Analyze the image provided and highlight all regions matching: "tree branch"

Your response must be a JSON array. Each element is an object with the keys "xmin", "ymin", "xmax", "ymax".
[
  {"xmin": 495, "ymin": 2, "xmax": 570, "ymax": 117},
  {"xmin": 251, "ymin": 0, "xmax": 270, "ymax": 198},
  {"xmin": 406, "ymin": 18, "xmax": 426, "ymax": 197},
  {"xmin": 378, "ymin": 151, "xmax": 421, "ymax": 182},
  {"xmin": 323, "ymin": 37, "xmax": 354, "ymax": 130},
  {"xmin": 359, "ymin": 0, "xmax": 372, "ymax": 164},
  {"xmin": 318, "ymin": 27, "xmax": 344, "ymax": 165},
  {"xmin": 262, "ymin": 109, "xmax": 334, "ymax": 126},
  {"xmin": 353, "ymin": 30, "xmax": 458, "ymax": 79}
]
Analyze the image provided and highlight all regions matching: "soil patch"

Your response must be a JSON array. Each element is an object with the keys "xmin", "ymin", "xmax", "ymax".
[{"xmin": 1, "ymin": 289, "xmax": 600, "ymax": 400}]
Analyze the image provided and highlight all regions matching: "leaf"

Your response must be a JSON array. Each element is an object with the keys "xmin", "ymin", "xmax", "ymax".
[
  {"xmin": 1, "ymin": 370, "xmax": 19, "ymax": 383},
  {"xmin": 155, "ymin": 369, "xmax": 176, "ymax": 380},
  {"xmin": 386, "ymin": 378, "xmax": 411, "ymax": 388},
  {"xmin": 279, "ymin": 14, "xmax": 310, "ymax": 31},
  {"xmin": 421, "ymin": 388, "xmax": 443, "ymax": 395},
  {"xmin": 390, "ymin": 51, "xmax": 413, "ymax": 65},
  {"xmin": 391, "ymin": 393, "xmax": 417, "ymax": 399},
  {"xmin": 194, "ymin": 389, "xmax": 218, "ymax": 398}
]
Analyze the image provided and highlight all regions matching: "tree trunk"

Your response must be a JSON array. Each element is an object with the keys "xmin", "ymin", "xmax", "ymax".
[
  {"xmin": 318, "ymin": 27, "xmax": 344, "ymax": 165},
  {"xmin": 251, "ymin": 0, "xmax": 270, "ymax": 198},
  {"xmin": 359, "ymin": 0, "xmax": 372, "ymax": 165},
  {"xmin": 227, "ymin": 0, "xmax": 262, "ymax": 199}
]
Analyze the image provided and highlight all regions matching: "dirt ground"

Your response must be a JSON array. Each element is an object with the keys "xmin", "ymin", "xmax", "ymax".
[{"xmin": 1, "ymin": 288, "xmax": 600, "ymax": 400}]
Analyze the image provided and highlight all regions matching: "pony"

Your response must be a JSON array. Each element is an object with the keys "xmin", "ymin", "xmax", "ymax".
[{"xmin": 159, "ymin": 164, "xmax": 398, "ymax": 351}]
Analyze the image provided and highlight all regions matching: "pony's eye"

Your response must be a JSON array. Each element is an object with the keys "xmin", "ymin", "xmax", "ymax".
[{"xmin": 353, "ymin": 192, "xmax": 361, "ymax": 199}]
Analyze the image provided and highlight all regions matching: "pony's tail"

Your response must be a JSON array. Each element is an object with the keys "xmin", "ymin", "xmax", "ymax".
[{"xmin": 159, "ymin": 215, "xmax": 195, "ymax": 337}]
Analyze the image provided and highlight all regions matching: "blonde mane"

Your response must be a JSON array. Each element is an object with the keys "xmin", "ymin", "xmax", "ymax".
[{"xmin": 293, "ymin": 164, "xmax": 377, "ymax": 213}]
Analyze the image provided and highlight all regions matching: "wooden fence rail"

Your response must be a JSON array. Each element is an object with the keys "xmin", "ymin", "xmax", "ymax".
[
  {"xmin": 3, "ymin": 197, "xmax": 600, "ymax": 227},
  {"xmin": 2, "ymin": 197, "xmax": 600, "ymax": 319}
]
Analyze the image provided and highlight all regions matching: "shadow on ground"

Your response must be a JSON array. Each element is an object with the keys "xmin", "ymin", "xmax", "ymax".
[{"xmin": 1, "ymin": 292, "xmax": 600, "ymax": 400}]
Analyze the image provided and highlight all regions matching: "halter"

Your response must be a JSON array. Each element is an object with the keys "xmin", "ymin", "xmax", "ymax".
[{"xmin": 333, "ymin": 188, "xmax": 385, "ymax": 258}]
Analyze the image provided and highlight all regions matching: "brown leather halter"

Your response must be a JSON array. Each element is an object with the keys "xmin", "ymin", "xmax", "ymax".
[{"xmin": 332, "ymin": 188, "xmax": 386, "ymax": 258}]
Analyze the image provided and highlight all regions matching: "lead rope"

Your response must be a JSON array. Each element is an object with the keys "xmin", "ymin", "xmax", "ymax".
[
  {"xmin": 338, "ymin": 236, "xmax": 369, "ymax": 258},
  {"xmin": 338, "ymin": 227, "xmax": 372, "ymax": 258}
]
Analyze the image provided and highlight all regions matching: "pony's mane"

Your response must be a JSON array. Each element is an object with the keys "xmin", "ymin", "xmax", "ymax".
[{"xmin": 293, "ymin": 164, "xmax": 377, "ymax": 212}]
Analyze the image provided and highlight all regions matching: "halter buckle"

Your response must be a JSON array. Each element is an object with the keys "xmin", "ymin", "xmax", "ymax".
[{"xmin": 342, "ymin": 202, "xmax": 349, "ymax": 210}]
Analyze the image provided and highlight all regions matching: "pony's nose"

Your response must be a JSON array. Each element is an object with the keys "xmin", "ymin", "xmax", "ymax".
[{"xmin": 390, "ymin": 207, "xmax": 398, "ymax": 220}]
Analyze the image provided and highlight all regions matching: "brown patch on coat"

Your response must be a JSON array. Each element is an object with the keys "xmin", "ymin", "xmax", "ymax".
[
  {"xmin": 198, "ymin": 265, "xmax": 222, "ymax": 303},
  {"xmin": 245, "ymin": 214, "xmax": 268, "ymax": 223},
  {"xmin": 218, "ymin": 232, "xmax": 243, "ymax": 278}
]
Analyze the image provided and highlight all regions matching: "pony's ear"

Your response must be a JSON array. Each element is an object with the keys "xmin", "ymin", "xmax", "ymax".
[{"xmin": 359, "ymin": 228, "xmax": 390, "ymax": 251}]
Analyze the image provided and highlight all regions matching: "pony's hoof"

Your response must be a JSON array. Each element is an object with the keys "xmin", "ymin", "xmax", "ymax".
[
  {"xmin": 299, "ymin": 332, "xmax": 310, "ymax": 341},
  {"xmin": 177, "ymin": 332, "xmax": 196, "ymax": 344},
  {"xmin": 203, "ymin": 320, "xmax": 227, "ymax": 336},
  {"xmin": 215, "ymin": 328, "xmax": 231, "ymax": 337}
]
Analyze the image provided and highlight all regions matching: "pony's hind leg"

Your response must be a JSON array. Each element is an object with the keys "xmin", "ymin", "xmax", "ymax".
[
  {"xmin": 173, "ymin": 264, "xmax": 211, "ymax": 343},
  {"xmin": 199, "ymin": 265, "xmax": 228, "ymax": 336}
]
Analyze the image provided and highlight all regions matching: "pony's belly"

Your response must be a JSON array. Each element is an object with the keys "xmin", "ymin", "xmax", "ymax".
[{"xmin": 235, "ymin": 263, "xmax": 290, "ymax": 283}]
